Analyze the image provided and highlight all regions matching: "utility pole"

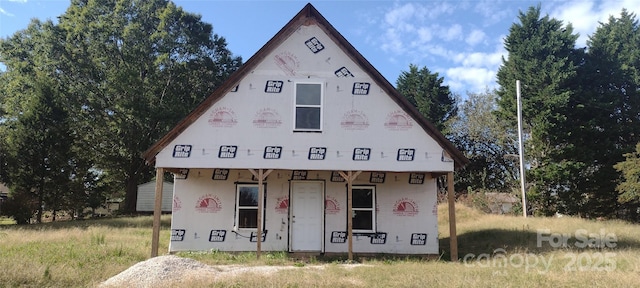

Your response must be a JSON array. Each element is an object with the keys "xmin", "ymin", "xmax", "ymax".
[{"xmin": 516, "ymin": 80, "xmax": 527, "ymax": 217}]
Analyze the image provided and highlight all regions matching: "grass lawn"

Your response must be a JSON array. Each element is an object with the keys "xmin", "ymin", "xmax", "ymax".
[
  {"xmin": 0, "ymin": 216, "xmax": 16, "ymax": 225},
  {"xmin": 1, "ymin": 204, "xmax": 639, "ymax": 287}
]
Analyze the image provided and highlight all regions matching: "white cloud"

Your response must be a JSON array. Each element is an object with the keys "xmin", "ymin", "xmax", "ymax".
[
  {"xmin": 446, "ymin": 43, "xmax": 506, "ymax": 94},
  {"xmin": 548, "ymin": 0, "xmax": 640, "ymax": 47},
  {"xmin": 473, "ymin": 0, "xmax": 512, "ymax": 26},
  {"xmin": 446, "ymin": 67, "xmax": 497, "ymax": 93},
  {"xmin": 384, "ymin": 3, "xmax": 416, "ymax": 27},
  {"xmin": 548, "ymin": 0, "xmax": 597, "ymax": 47},
  {"xmin": 454, "ymin": 51, "xmax": 502, "ymax": 68},
  {"xmin": 416, "ymin": 27, "xmax": 433, "ymax": 43},
  {"xmin": 380, "ymin": 27, "xmax": 405, "ymax": 54},
  {"xmin": 373, "ymin": 1, "xmax": 514, "ymax": 94},
  {"xmin": 0, "ymin": 0, "xmax": 27, "ymax": 17},
  {"xmin": 383, "ymin": 3, "xmax": 421, "ymax": 33},
  {"xmin": 424, "ymin": 2, "xmax": 455, "ymax": 20},
  {"xmin": 427, "ymin": 44, "xmax": 453, "ymax": 59},
  {"xmin": 441, "ymin": 24, "xmax": 463, "ymax": 41},
  {"xmin": 0, "ymin": 7, "xmax": 14, "ymax": 17},
  {"xmin": 380, "ymin": 2, "xmax": 462, "ymax": 46},
  {"xmin": 466, "ymin": 29, "xmax": 486, "ymax": 46}
]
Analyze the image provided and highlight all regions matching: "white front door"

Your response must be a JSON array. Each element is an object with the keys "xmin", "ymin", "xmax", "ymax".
[{"xmin": 290, "ymin": 181, "xmax": 324, "ymax": 252}]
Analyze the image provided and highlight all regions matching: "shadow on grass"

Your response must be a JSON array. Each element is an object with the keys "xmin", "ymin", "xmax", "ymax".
[
  {"xmin": 0, "ymin": 214, "xmax": 172, "ymax": 230},
  {"xmin": 439, "ymin": 228, "xmax": 640, "ymax": 261}
]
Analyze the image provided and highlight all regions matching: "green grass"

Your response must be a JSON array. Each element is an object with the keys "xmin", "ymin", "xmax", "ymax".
[
  {"xmin": 0, "ymin": 216, "xmax": 16, "ymax": 225},
  {"xmin": 1, "ymin": 205, "xmax": 639, "ymax": 287}
]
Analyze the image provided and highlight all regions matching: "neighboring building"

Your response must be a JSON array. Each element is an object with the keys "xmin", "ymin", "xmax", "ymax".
[
  {"xmin": 485, "ymin": 192, "xmax": 519, "ymax": 214},
  {"xmin": 136, "ymin": 181, "xmax": 173, "ymax": 212},
  {"xmin": 143, "ymin": 4, "xmax": 467, "ymax": 257},
  {"xmin": 90, "ymin": 198, "xmax": 122, "ymax": 217},
  {"xmin": 0, "ymin": 183, "xmax": 8, "ymax": 215}
]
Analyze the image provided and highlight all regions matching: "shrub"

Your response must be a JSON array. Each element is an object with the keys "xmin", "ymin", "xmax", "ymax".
[{"xmin": 0, "ymin": 192, "xmax": 37, "ymax": 224}]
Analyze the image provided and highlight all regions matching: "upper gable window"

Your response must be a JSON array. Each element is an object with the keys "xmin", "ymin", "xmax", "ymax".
[{"xmin": 294, "ymin": 83, "xmax": 323, "ymax": 131}]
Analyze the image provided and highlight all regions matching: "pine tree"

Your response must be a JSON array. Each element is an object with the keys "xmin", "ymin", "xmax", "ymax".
[
  {"xmin": 4, "ymin": 77, "xmax": 74, "ymax": 223},
  {"xmin": 496, "ymin": 5, "xmax": 581, "ymax": 215},
  {"xmin": 582, "ymin": 10, "xmax": 640, "ymax": 218},
  {"xmin": 396, "ymin": 64, "xmax": 458, "ymax": 131}
]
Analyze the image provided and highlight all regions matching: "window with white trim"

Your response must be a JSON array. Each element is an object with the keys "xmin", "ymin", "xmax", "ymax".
[
  {"xmin": 294, "ymin": 82, "xmax": 323, "ymax": 131},
  {"xmin": 235, "ymin": 184, "xmax": 265, "ymax": 229},
  {"xmin": 352, "ymin": 186, "xmax": 376, "ymax": 232}
]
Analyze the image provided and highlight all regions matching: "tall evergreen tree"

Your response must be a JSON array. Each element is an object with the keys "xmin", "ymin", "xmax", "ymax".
[
  {"xmin": 396, "ymin": 64, "xmax": 457, "ymax": 131},
  {"xmin": 496, "ymin": 5, "xmax": 581, "ymax": 216},
  {"xmin": 4, "ymin": 77, "xmax": 74, "ymax": 223},
  {"xmin": 579, "ymin": 10, "xmax": 640, "ymax": 218}
]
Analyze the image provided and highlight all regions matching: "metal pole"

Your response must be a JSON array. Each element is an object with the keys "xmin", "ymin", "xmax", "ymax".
[{"xmin": 516, "ymin": 80, "xmax": 527, "ymax": 217}]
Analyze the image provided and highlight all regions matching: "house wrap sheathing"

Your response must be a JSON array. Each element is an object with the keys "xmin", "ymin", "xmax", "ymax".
[{"xmin": 143, "ymin": 3, "xmax": 467, "ymax": 257}]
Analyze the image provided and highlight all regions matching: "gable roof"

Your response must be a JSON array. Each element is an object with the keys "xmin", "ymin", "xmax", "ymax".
[{"xmin": 142, "ymin": 3, "xmax": 468, "ymax": 169}]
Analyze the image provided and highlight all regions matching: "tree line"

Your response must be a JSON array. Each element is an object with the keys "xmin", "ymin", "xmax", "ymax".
[
  {"xmin": 1, "ymin": 2, "xmax": 639, "ymax": 223},
  {"xmin": 0, "ymin": 0, "xmax": 241, "ymax": 223},
  {"xmin": 397, "ymin": 6, "xmax": 640, "ymax": 220}
]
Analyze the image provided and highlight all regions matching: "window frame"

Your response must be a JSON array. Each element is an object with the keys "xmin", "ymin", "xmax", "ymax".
[
  {"xmin": 235, "ymin": 183, "xmax": 266, "ymax": 230},
  {"xmin": 350, "ymin": 185, "xmax": 376, "ymax": 233},
  {"xmin": 293, "ymin": 82, "xmax": 324, "ymax": 132}
]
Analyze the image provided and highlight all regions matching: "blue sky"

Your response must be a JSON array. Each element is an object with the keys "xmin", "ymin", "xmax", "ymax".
[{"xmin": 1, "ymin": 0, "xmax": 639, "ymax": 96}]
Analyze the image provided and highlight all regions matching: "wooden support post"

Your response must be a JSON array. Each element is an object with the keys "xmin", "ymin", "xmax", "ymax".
[
  {"xmin": 257, "ymin": 169, "xmax": 264, "ymax": 259},
  {"xmin": 338, "ymin": 170, "xmax": 361, "ymax": 261},
  {"xmin": 249, "ymin": 169, "xmax": 273, "ymax": 259},
  {"xmin": 346, "ymin": 171, "xmax": 353, "ymax": 261},
  {"xmin": 151, "ymin": 168, "xmax": 164, "ymax": 258},
  {"xmin": 447, "ymin": 172, "xmax": 458, "ymax": 261}
]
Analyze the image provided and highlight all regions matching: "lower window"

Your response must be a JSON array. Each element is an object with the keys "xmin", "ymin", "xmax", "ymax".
[
  {"xmin": 236, "ymin": 184, "xmax": 265, "ymax": 229},
  {"xmin": 351, "ymin": 186, "xmax": 375, "ymax": 232}
]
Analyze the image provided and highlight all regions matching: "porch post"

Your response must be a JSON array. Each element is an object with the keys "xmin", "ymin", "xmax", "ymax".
[
  {"xmin": 338, "ymin": 171, "xmax": 361, "ymax": 261},
  {"xmin": 447, "ymin": 172, "xmax": 458, "ymax": 261},
  {"xmin": 151, "ymin": 167, "xmax": 164, "ymax": 258},
  {"xmin": 249, "ymin": 169, "xmax": 273, "ymax": 259},
  {"xmin": 257, "ymin": 169, "xmax": 264, "ymax": 259},
  {"xmin": 346, "ymin": 171, "xmax": 353, "ymax": 261}
]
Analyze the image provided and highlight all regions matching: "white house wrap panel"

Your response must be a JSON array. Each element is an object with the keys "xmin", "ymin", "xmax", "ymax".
[
  {"xmin": 169, "ymin": 170, "xmax": 438, "ymax": 254},
  {"xmin": 154, "ymin": 23, "xmax": 453, "ymax": 172},
  {"xmin": 145, "ymin": 4, "xmax": 467, "ymax": 257}
]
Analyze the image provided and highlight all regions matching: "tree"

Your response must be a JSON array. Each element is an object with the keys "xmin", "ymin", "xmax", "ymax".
[
  {"xmin": 0, "ymin": 19, "xmax": 76, "ymax": 223},
  {"xmin": 615, "ymin": 142, "xmax": 640, "ymax": 222},
  {"xmin": 496, "ymin": 5, "xmax": 581, "ymax": 216},
  {"xmin": 3, "ymin": 76, "xmax": 74, "ymax": 223},
  {"xmin": 615, "ymin": 143, "xmax": 640, "ymax": 201},
  {"xmin": 578, "ymin": 10, "xmax": 640, "ymax": 218},
  {"xmin": 1, "ymin": 18, "xmax": 104, "ymax": 222},
  {"xmin": 54, "ymin": 0, "xmax": 242, "ymax": 212},
  {"xmin": 396, "ymin": 64, "xmax": 457, "ymax": 131},
  {"xmin": 447, "ymin": 90, "xmax": 519, "ymax": 192}
]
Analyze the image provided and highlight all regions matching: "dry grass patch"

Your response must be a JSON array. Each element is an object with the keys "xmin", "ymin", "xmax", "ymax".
[
  {"xmin": 0, "ymin": 215, "xmax": 172, "ymax": 287},
  {"xmin": 1, "ymin": 205, "xmax": 640, "ymax": 287}
]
